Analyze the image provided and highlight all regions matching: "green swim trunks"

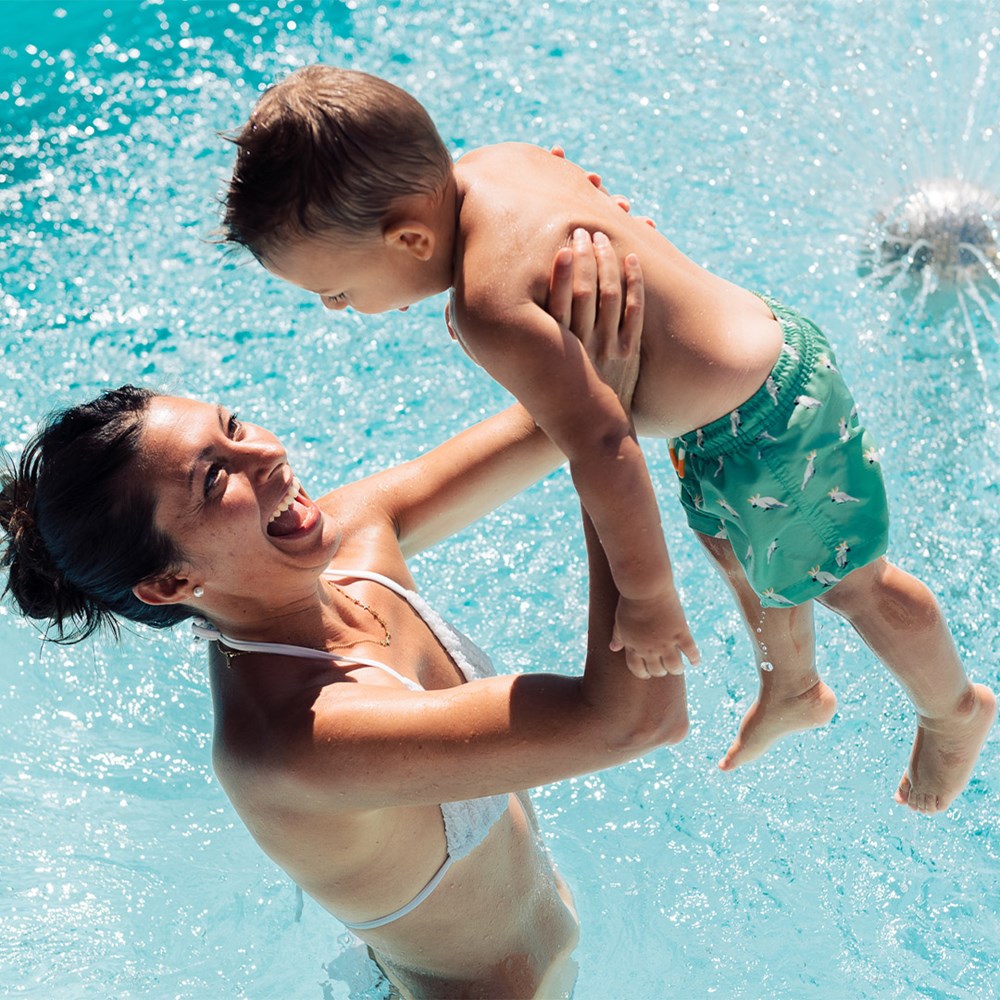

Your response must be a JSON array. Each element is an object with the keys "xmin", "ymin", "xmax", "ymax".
[{"xmin": 668, "ymin": 295, "xmax": 890, "ymax": 607}]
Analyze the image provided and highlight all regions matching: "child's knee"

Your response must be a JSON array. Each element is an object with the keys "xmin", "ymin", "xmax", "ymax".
[
  {"xmin": 827, "ymin": 559, "xmax": 943, "ymax": 632},
  {"xmin": 873, "ymin": 565, "xmax": 944, "ymax": 632}
]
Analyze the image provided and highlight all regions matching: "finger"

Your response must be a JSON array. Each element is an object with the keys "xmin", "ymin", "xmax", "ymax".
[
  {"xmin": 619, "ymin": 253, "xmax": 644, "ymax": 356},
  {"xmin": 570, "ymin": 228, "xmax": 598, "ymax": 342},
  {"xmin": 592, "ymin": 231, "xmax": 622, "ymax": 357},
  {"xmin": 584, "ymin": 170, "xmax": 608, "ymax": 195},
  {"xmin": 546, "ymin": 246, "xmax": 575, "ymax": 330},
  {"xmin": 679, "ymin": 635, "xmax": 701, "ymax": 667},
  {"xmin": 610, "ymin": 194, "xmax": 632, "ymax": 214},
  {"xmin": 549, "ymin": 145, "xmax": 566, "ymax": 159},
  {"xmin": 637, "ymin": 214, "xmax": 657, "ymax": 229},
  {"xmin": 643, "ymin": 656, "xmax": 669, "ymax": 679},
  {"xmin": 626, "ymin": 650, "xmax": 652, "ymax": 680},
  {"xmin": 609, "ymin": 625, "xmax": 624, "ymax": 653}
]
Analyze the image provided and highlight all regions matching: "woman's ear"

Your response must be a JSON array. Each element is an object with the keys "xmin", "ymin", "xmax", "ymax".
[{"xmin": 133, "ymin": 574, "xmax": 198, "ymax": 607}]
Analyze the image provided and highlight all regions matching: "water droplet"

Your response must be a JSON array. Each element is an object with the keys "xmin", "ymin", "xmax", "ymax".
[{"xmin": 760, "ymin": 661, "xmax": 774, "ymax": 672}]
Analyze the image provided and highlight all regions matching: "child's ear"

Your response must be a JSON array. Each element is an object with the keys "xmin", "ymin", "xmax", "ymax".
[
  {"xmin": 133, "ymin": 574, "xmax": 199, "ymax": 607},
  {"xmin": 383, "ymin": 221, "xmax": 435, "ymax": 262}
]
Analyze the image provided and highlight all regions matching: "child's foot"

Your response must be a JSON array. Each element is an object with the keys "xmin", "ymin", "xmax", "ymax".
[
  {"xmin": 895, "ymin": 683, "xmax": 996, "ymax": 813},
  {"xmin": 718, "ymin": 679, "xmax": 837, "ymax": 771}
]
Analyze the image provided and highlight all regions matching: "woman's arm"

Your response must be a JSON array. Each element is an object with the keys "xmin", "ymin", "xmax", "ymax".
[
  {"xmin": 258, "ymin": 507, "xmax": 686, "ymax": 811},
  {"xmin": 330, "ymin": 236, "xmax": 643, "ymax": 558}
]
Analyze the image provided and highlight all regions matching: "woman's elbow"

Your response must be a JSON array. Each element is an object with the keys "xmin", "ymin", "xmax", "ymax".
[{"xmin": 607, "ymin": 705, "xmax": 689, "ymax": 758}]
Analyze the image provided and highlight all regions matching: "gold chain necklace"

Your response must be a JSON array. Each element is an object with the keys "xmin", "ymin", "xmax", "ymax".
[
  {"xmin": 217, "ymin": 579, "xmax": 392, "ymax": 667},
  {"xmin": 328, "ymin": 581, "xmax": 392, "ymax": 649}
]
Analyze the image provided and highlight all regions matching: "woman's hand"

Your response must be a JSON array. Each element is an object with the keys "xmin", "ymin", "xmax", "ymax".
[
  {"xmin": 544, "ymin": 228, "xmax": 643, "ymax": 415},
  {"xmin": 549, "ymin": 145, "xmax": 656, "ymax": 228}
]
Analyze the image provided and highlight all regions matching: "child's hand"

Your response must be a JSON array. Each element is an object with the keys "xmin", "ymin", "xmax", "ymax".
[{"xmin": 612, "ymin": 589, "xmax": 700, "ymax": 678}]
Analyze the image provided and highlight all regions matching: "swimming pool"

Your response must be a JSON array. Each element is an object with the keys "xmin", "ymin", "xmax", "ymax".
[{"xmin": 1, "ymin": 1, "xmax": 997, "ymax": 996}]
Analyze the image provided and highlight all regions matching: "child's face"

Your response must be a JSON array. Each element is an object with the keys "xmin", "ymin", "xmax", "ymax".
[{"xmin": 263, "ymin": 230, "xmax": 442, "ymax": 315}]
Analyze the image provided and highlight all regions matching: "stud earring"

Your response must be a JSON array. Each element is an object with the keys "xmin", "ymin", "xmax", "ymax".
[{"xmin": 192, "ymin": 586, "xmax": 205, "ymax": 598}]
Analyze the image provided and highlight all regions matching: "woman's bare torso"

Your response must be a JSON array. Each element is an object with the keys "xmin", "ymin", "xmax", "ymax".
[
  {"xmin": 453, "ymin": 143, "xmax": 784, "ymax": 438},
  {"xmin": 209, "ymin": 556, "xmax": 579, "ymax": 998}
]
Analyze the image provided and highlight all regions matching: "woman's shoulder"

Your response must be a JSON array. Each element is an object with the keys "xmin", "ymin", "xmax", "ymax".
[{"xmin": 210, "ymin": 675, "xmax": 356, "ymax": 813}]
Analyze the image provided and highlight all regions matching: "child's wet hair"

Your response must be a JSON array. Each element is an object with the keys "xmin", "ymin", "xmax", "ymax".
[
  {"xmin": 222, "ymin": 65, "xmax": 453, "ymax": 258},
  {"xmin": 0, "ymin": 385, "xmax": 190, "ymax": 642}
]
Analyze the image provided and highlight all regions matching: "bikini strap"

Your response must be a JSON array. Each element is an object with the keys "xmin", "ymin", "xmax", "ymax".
[
  {"xmin": 339, "ymin": 854, "xmax": 455, "ymax": 931},
  {"xmin": 190, "ymin": 616, "xmax": 422, "ymax": 691},
  {"xmin": 324, "ymin": 566, "xmax": 414, "ymax": 602}
]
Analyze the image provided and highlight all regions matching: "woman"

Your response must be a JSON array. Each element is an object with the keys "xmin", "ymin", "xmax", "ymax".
[{"xmin": 0, "ymin": 238, "xmax": 686, "ymax": 999}]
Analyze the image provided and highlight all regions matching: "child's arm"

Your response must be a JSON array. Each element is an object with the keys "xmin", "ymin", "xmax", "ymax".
[
  {"xmin": 333, "ymin": 234, "xmax": 643, "ymax": 558},
  {"xmin": 453, "ymin": 232, "xmax": 699, "ymax": 679}
]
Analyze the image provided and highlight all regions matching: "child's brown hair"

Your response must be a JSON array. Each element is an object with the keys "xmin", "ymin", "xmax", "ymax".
[{"xmin": 222, "ymin": 65, "xmax": 452, "ymax": 258}]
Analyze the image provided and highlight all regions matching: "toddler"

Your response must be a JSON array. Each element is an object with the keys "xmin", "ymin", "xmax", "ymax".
[{"xmin": 222, "ymin": 66, "xmax": 994, "ymax": 812}]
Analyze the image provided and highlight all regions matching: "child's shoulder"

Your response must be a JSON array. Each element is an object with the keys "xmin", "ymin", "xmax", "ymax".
[
  {"xmin": 457, "ymin": 141, "xmax": 563, "ymax": 177},
  {"xmin": 454, "ymin": 144, "xmax": 590, "ymax": 322}
]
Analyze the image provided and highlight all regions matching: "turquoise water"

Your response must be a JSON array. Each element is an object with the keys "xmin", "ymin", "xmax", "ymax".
[{"xmin": 1, "ymin": 1, "xmax": 998, "ymax": 997}]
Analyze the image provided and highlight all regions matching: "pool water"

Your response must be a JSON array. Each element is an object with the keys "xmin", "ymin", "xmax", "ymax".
[{"xmin": 1, "ymin": 2, "xmax": 997, "ymax": 997}]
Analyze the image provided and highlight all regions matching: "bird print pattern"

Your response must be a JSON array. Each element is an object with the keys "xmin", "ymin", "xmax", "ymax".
[{"xmin": 666, "ymin": 295, "xmax": 891, "ymax": 608}]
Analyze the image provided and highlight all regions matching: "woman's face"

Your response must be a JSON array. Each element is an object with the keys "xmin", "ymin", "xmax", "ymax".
[{"xmin": 138, "ymin": 396, "xmax": 337, "ymax": 602}]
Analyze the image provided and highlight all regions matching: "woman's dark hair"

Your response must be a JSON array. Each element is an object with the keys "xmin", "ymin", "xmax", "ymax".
[{"xmin": 0, "ymin": 385, "xmax": 190, "ymax": 643}]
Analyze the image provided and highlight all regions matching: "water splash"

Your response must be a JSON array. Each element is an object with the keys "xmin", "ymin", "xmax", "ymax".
[
  {"xmin": 850, "ymin": 21, "xmax": 1000, "ymax": 414},
  {"xmin": 860, "ymin": 178, "xmax": 1000, "ymax": 411},
  {"xmin": 860, "ymin": 179, "xmax": 1000, "ymax": 294}
]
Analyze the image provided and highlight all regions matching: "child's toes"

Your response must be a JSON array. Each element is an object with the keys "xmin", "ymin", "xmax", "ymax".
[
  {"xmin": 894, "ymin": 774, "xmax": 912, "ymax": 806},
  {"xmin": 917, "ymin": 792, "xmax": 942, "ymax": 814}
]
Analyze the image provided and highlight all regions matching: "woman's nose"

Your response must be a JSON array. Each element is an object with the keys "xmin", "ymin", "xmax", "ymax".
[{"xmin": 238, "ymin": 428, "xmax": 286, "ymax": 477}]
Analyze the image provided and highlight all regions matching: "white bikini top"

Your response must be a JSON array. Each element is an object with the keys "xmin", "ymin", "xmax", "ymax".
[{"xmin": 192, "ymin": 566, "xmax": 509, "ymax": 932}]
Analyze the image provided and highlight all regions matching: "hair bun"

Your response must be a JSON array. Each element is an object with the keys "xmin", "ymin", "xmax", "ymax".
[
  {"xmin": 2, "ymin": 386, "xmax": 189, "ymax": 643},
  {"xmin": 0, "ymin": 451, "xmax": 79, "ymax": 623}
]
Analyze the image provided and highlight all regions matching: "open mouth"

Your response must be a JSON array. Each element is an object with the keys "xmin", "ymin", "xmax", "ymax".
[{"xmin": 266, "ymin": 475, "xmax": 319, "ymax": 538}]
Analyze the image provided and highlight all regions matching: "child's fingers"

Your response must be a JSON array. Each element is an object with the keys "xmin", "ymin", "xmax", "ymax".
[
  {"xmin": 623, "ymin": 647, "xmax": 653, "ymax": 680},
  {"xmin": 545, "ymin": 246, "xmax": 576, "ymax": 330},
  {"xmin": 662, "ymin": 652, "xmax": 687, "ymax": 676},
  {"xmin": 679, "ymin": 634, "xmax": 701, "ymax": 667},
  {"xmin": 609, "ymin": 627, "xmax": 624, "ymax": 653},
  {"xmin": 622, "ymin": 642, "xmax": 694, "ymax": 679}
]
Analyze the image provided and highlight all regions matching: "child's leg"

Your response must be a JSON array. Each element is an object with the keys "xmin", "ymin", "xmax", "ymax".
[
  {"xmin": 818, "ymin": 557, "xmax": 996, "ymax": 813},
  {"xmin": 697, "ymin": 533, "xmax": 837, "ymax": 770}
]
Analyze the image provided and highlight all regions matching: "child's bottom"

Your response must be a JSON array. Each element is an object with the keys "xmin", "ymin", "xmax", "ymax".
[{"xmin": 669, "ymin": 295, "xmax": 890, "ymax": 607}]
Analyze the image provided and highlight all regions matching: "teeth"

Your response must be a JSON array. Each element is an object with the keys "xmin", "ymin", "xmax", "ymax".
[{"xmin": 268, "ymin": 475, "xmax": 301, "ymax": 523}]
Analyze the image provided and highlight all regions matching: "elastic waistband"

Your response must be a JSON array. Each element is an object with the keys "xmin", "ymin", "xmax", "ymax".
[{"xmin": 671, "ymin": 294, "xmax": 822, "ymax": 460}]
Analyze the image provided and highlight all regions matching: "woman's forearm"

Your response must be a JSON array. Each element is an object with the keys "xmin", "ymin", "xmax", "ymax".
[
  {"xmin": 575, "ymin": 508, "xmax": 685, "ymax": 742},
  {"xmin": 279, "ymin": 504, "xmax": 686, "ymax": 812}
]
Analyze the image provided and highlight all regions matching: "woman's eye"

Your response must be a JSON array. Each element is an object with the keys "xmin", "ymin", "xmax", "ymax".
[
  {"xmin": 228, "ymin": 412, "xmax": 241, "ymax": 436},
  {"xmin": 205, "ymin": 464, "xmax": 223, "ymax": 497}
]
